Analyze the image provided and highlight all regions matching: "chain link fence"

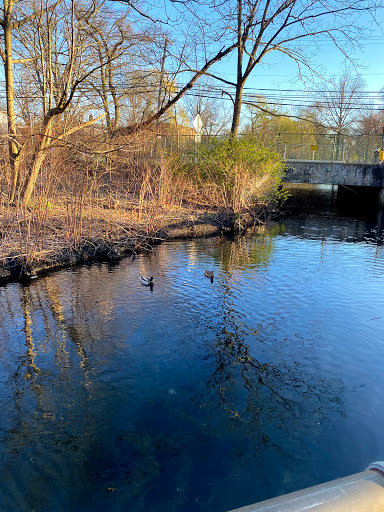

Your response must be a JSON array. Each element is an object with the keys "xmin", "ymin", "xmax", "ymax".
[
  {"xmin": 272, "ymin": 133, "xmax": 384, "ymax": 164},
  {"xmin": 147, "ymin": 133, "xmax": 384, "ymax": 164}
]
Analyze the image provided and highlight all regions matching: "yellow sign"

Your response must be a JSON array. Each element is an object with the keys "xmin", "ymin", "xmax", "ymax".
[{"xmin": 310, "ymin": 145, "xmax": 318, "ymax": 151}]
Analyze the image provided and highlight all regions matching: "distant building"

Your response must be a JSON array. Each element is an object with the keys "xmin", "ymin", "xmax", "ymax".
[{"xmin": 157, "ymin": 121, "xmax": 195, "ymax": 137}]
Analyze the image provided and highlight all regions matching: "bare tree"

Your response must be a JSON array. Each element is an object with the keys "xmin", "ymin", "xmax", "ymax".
[
  {"xmin": 111, "ymin": 0, "xmax": 381, "ymax": 137},
  {"xmin": 196, "ymin": 0, "xmax": 378, "ymax": 137},
  {"xmin": 82, "ymin": 8, "xmax": 150, "ymax": 134},
  {"xmin": 0, "ymin": 0, "xmax": 64, "ymax": 201},
  {"xmin": 307, "ymin": 71, "xmax": 366, "ymax": 158},
  {"xmin": 356, "ymin": 110, "xmax": 384, "ymax": 135},
  {"xmin": 114, "ymin": 47, "xmax": 238, "ymax": 135},
  {"xmin": 2, "ymin": 0, "xmax": 124, "ymax": 205},
  {"xmin": 106, "ymin": 0, "xmax": 239, "ymax": 134},
  {"xmin": 310, "ymin": 71, "xmax": 366, "ymax": 134}
]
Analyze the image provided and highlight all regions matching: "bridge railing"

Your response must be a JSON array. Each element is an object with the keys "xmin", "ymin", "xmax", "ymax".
[{"xmin": 272, "ymin": 133, "xmax": 382, "ymax": 163}]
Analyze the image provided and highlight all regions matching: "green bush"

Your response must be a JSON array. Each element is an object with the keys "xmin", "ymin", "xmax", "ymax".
[{"xmin": 177, "ymin": 136, "xmax": 286, "ymax": 211}]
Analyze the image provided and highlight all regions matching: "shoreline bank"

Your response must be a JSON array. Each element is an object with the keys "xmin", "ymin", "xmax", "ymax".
[{"xmin": 0, "ymin": 205, "xmax": 271, "ymax": 285}]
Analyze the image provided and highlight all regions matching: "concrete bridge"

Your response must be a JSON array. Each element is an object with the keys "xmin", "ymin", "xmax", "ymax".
[{"xmin": 283, "ymin": 160, "xmax": 384, "ymax": 187}]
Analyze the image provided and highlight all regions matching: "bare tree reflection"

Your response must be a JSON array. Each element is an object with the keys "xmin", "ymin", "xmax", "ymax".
[
  {"xmin": 203, "ymin": 270, "xmax": 345, "ymax": 446},
  {"xmin": 0, "ymin": 236, "xmax": 351, "ymax": 510},
  {"xmin": 0, "ymin": 277, "xmax": 106, "ymax": 510}
]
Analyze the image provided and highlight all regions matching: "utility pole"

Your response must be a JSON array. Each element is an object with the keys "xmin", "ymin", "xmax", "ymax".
[
  {"xmin": 156, "ymin": 34, "xmax": 172, "ymax": 150},
  {"xmin": 158, "ymin": 35, "xmax": 171, "ymax": 113}
]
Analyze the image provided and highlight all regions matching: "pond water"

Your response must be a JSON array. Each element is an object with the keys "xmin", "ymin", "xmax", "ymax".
[{"xmin": 1, "ymin": 186, "xmax": 384, "ymax": 511}]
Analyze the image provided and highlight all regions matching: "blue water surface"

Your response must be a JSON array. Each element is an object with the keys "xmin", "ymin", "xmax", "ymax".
[{"xmin": 1, "ymin": 193, "xmax": 384, "ymax": 511}]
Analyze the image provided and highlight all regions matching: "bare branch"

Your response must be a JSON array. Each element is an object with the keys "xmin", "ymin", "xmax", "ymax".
[{"xmin": 12, "ymin": 0, "xmax": 63, "ymax": 29}]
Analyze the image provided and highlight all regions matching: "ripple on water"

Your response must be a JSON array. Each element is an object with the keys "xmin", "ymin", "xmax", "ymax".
[{"xmin": 1, "ymin": 213, "xmax": 384, "ymax": 510}]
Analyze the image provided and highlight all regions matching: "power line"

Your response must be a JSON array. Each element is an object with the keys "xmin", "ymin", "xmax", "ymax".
[{"xmin": 1, "ymin": 78, "xmax": 383, "ymax": 114}]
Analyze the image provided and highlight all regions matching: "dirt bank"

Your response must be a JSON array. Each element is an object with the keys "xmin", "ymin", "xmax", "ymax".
[{"xmin": 0, "ymin": 203, "xmax": 268, "ymax": 284}]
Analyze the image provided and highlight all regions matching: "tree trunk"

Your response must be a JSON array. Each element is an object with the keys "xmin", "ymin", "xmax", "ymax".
[
  {"xmin": 20, "ymin": 112, "xmax": 106, "ymax": 206},
  {"xmin": 4, "ymin": 9, "xmax": 20, "ymax": 202},
  {"xmin": 20, "ymin": 118, "xmax": 53, "ymax": 206},
  {"xmin": 231, "ymin": 83, "xmax": 244, "ymax": 138},
  {"xmin": 230, "ymin": 0, "xmax": 243, "ymax": 139}
]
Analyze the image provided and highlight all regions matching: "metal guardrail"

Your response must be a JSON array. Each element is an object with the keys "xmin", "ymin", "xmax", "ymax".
[{"xmin": 228, "ymin": 461, "xmax": 384, "ymax": 512}]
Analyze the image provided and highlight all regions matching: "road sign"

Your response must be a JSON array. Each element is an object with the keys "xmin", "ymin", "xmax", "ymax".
[{"xmin": 193, "ymin": 114, "xmax": 203, "ymax": 133}]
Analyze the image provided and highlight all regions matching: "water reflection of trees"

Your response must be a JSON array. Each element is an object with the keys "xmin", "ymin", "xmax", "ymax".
[
  {"xmin": 203, "ymin": 227, "xmax": 278, "ymax": 272},
  {"xmin": 0, "ymin": 273, "xmax": 120, "ymax": 510},
  {"xmin": 280, "ymin": 208, "xmax": 384, "ymax": 246},
  {"xmin": 204, "ymin": 270, "xmax": 345, "ymax": 454},
  {"xmin": 0, "ymin": 234, "xmax": 349, "ymax": 509},
  {"xmin": 151, "ymin": 227, "xmax": 278, "ymax": 275},
  {"xmin": 152, "ymin": 234, "xmax": 346, "ymax": 442}
]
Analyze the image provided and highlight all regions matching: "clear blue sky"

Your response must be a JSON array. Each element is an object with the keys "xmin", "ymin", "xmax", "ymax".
[
  {"xmin": 171, "ymin": 4, "xmax": 384, "ymax": 128},
  {"xmin": 212, "ymin": 22, "xmax": 384, "ymax": 112}
]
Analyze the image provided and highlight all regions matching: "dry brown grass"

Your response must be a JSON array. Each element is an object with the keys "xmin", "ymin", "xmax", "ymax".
[
  {"xmin": 0, "ymin": 131, "xmax": 195, "ymax": 269},
  {"xmin": 0, "ymin": 190, "xmax": 216, "ymax": 272},
  {"xmin": 0, "ymin": 131, "xmax": 281, "ymax": 275}
]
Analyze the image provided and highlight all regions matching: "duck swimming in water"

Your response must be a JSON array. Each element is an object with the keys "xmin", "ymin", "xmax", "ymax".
[
  {"xmin": 204, "ymin": 270, "xmax": 214, "ymax": 283},
  {"xmin": 140, "ymin": 276, "xmax": 154, "ymax": 286}
]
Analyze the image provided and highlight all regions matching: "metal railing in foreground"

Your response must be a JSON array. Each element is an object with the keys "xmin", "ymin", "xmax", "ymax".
[{"xmin": 228, "ymin": 461, "xmax": 384, "ymax": 512}]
